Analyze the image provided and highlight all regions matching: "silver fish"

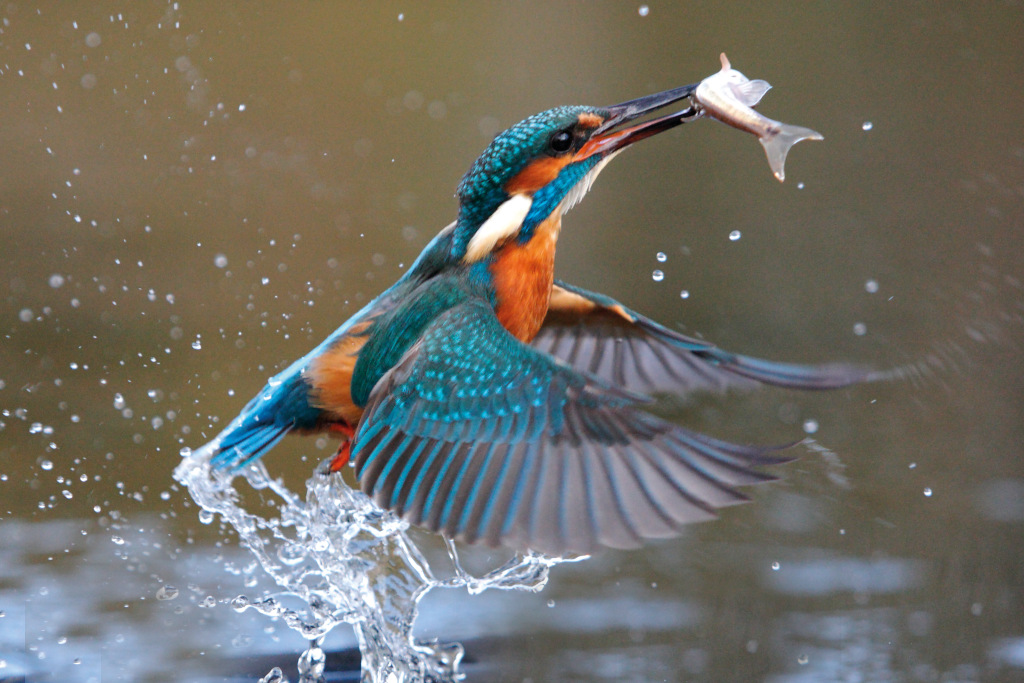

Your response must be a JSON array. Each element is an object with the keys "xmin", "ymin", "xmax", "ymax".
[{"xmin": 695, "ymin": 52, "xmax": 823, "ymax": 182}]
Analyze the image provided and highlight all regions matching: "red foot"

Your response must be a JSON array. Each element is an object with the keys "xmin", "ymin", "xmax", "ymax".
[
  {"xmin": 329, "ymin": 441, "xmax": 352, "ymax": 471},
  {"xmin": 327, "ymin": 423, "xmax": 355, "ymax": 472}
]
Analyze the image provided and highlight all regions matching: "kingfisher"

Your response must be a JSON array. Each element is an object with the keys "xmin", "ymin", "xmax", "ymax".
[{"xmin": 199, "ymin": 82, "xmax": 865, "ymax": 556}]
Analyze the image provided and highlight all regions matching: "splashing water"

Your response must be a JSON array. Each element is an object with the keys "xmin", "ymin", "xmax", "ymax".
[{"xmin": 174, "ymin": 447, "xmax": 584, "ymax": 682}]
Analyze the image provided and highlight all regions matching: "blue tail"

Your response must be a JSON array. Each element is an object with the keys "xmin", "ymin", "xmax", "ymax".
[
  {"xmin": 194, "ymin": 294, "xmax": 389, "ymax": 470},
  {"xmin": 204, "ymin": 365, "xmax": 322, "ymax": 470},
  {"xmin": 209, "ymin": 416, "xmax": 293, "ymax": 470}
]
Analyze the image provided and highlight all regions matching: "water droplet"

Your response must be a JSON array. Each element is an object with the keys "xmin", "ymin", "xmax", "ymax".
[
  {"xmin": 259, "ymin": 667, "xmax": 287, "ymax": 683},
  {"xmin": 798, "ymin": 654, "xmax": 809, "ymax": 665},
  {"xmin": 110, "ymin": 535, "xmax": 125, "ymax": 545},
  {"xmin": 728, "ymin": 230, "xmax": 742, "ymax": 241},
  {"xmin": 862, "ymin": 121, "xmax": 873, "ymax": 131},
  {"xmin": 85, "ymin": 32, "xmax": 101, "ymax": 48},
  {"xmin": 40, "ymin": 460, "xmax": 54, "ymax": 471},
  {"xmin": 214, "ymin": 254, "xmax": 228, "ymax": 268},
  {"xmin": 62, "ymin": 490, "xmax": 73, "ymax": 499},
  {"xmin": 651, "ymin": 270, "xmax": 664, "ymax": 282},
  {"xmin": 638, "ymin": 4, "xmax": 650, "ymax": 16},
  {"xmin": 656, "ymin": 252, "xmax": 667, "ymax": 262},
  {"xmin": 191, "ymin": 339, "xmax": 202, "ymax": 350},
  {"xmin": 19, "ymin": 308, "xmax": 33, "ymax": 322},
  {"xmin": 853, "ymin": 322, "xmax": 867, "ymax": 336},
  {"xmin": 802, "ymin": 419, "xmax": 819, "ymax": 434},
  {"xmin": 923, "ymin": 487, "xmax": 933, "ymax": 497},
  {"xmin": 113, "ymin": 393, "xmax": 126, "ymax": 410},
  {"xmin": 865, "ymin": 279, "xmax": 879, "ymax": 293},
  {"xmin": 797, "ymin": 182, "xmax": 805, "ymax": 190},
  {"xmin": 198, "ymin": 509, "xmax": 215, "ymax": 524},
  {"xmin": 48, "ymin": 274, "xmax": 65, "ymax": 288},
  {"xmin": 298, "ymin": 646, "xmax": 326, "ymax": 677},
  {"xmin": 231, "ymin": 595, "xmax": 250, "ymax": 612},
  {"xmin": 771, "ymin": 561, "xmax": 781, "ymax": 571},
  {"xmin": 679, "ymin": 290, "xmax": 690, "ymax": 299},
  {"xmin": 156, "ymin": 585, "xmax": 179, "ymax": 601},
  {"xmin": 547, "ymin": 599, "xmax": 556, "ymax": 608}
]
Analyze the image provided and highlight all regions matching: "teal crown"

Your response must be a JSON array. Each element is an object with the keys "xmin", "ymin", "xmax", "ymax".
[{"xmin": 453, "ymin": 106, "xmax": 598, "ymax": 258}]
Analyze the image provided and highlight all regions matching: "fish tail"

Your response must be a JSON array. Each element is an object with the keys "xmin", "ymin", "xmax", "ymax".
[{"xmin": 760, "ymin": 123, "xmax": 823, "ymax": 182}]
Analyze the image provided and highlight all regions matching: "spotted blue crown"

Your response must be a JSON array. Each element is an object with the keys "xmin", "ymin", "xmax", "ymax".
[{"xmin": 453, "ymin": 106, "xmax": 606, "ymax": 256}]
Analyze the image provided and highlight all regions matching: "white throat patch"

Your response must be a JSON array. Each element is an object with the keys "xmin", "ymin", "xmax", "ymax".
[
  {"xmin": 462, "ymin": 151, "xmax": 621, "ymax": 262},
  {"xmin": 558, "ymin": 149, "xmax": 622, "ymax": 216},
  {"xmin": 464, "ymin": 193, "xmax": 533, "ymax": 262}
]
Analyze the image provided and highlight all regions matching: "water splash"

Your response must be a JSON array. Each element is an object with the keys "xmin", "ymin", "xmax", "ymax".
[{"xmin": 173, "ymin": 446, "xmax": 583, "ymax": 682}]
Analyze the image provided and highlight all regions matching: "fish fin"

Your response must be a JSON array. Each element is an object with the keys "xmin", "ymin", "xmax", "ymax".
[
  {"xmin": 760, "ymin": 123, "xmax": 824, "ymax": 182},
  {"xmin": 735, "ymin": 79, "xmax": 772, "ymax": 107}
]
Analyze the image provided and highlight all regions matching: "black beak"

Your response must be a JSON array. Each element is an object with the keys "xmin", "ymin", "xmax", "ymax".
[{"xmin": 579, "ymin": 83, "xmax": 700, "ymax": 160}]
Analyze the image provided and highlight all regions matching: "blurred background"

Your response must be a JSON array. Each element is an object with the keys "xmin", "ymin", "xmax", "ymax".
[{"xmin": 1, "ymin": 2, "xmax": 1023, "ymax": 681}]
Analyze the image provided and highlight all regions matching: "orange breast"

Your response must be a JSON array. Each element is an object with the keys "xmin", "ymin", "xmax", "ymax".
[
  {"xmin": 305, "ymin": 320, "xmax": 372, "ymax": 427},
  {"xmin": 491, "ymin": 213, "xmax": 560, "ymax": 343}
]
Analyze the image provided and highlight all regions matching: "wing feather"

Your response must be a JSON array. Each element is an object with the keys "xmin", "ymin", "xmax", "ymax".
[
  {"xmin": 535, "ymin": 280, "xmax": 872, "ymax": 397},
  {"xmin": 352, "ymin": 299, "xmax": 790, "ymax": 555}
]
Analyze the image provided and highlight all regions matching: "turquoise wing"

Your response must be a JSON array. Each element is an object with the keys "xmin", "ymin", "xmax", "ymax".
[
  {"xmin": 532, "ymin": 280, "xmax": 873, "ymax": 396},
  {"xmin": 351, "ymin": 298, "xmax": 787, "ymax": 556}
]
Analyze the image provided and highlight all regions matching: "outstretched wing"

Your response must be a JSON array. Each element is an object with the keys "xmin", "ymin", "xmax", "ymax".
[
  {"xmin": 531, "ymin": 280, "xmax": 870, "ymax": 397},
  {"xmin": 351, "ymin": 298, "xmax": 788, "ymax": 556}
]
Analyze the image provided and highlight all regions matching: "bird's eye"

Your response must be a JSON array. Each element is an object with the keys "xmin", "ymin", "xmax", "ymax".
[{"xmin": 549, "ymin": 130, "xmax": 573, "ymax": 154}]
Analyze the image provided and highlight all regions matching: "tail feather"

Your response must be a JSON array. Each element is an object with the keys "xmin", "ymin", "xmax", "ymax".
[
  {"xmin": 207, "ymin": 421, "xmax": 294, "ymax": 471},
  {"xmin": 209, "ymin": 421, "xmax": 293, "ymax": 470}
]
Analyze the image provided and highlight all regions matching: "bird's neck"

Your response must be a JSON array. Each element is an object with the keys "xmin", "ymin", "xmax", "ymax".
[{"xmin": 490, "ymin": 211, "xmax": 561, "ymax": 343}]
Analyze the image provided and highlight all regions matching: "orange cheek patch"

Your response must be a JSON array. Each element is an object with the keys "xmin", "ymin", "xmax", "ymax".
[
  {"xmin": 505, "ymin": 156, "xmax": 572, "ymax": 195},
  {"xmin": 577, "ymin": 112, "xmax": 604, "ymax": 128}
]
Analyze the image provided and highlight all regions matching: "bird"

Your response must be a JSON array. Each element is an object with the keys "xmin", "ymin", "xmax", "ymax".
[{"xmin": 198, "ymin": 82, "xmax": 867, "ymax": 556}]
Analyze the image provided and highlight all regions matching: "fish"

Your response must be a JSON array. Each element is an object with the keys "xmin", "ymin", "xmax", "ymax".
[{"xmin": 695, "ymin": 52, "xmax": 823, "ymax": 182}]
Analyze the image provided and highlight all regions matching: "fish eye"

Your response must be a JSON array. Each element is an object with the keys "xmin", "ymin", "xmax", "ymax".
[{"xmin": 549, "ymin": 130, "xmax": 574, "ymax": 154}]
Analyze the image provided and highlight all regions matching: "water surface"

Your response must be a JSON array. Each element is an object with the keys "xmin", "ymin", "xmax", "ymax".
[{"xmin": 2, "ymin": 3, "xmax": 1023, "ymax": 681}]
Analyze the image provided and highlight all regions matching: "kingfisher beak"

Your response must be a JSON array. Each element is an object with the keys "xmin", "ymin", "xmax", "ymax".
[{"xmin": 579, "ymin": 83, "xmax": 699, "ymax": 160}]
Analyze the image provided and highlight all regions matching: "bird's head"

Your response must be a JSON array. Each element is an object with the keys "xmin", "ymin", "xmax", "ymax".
[{"xmin": 453, "ymin": 84, "xmax": 698, "ymax": 262}]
